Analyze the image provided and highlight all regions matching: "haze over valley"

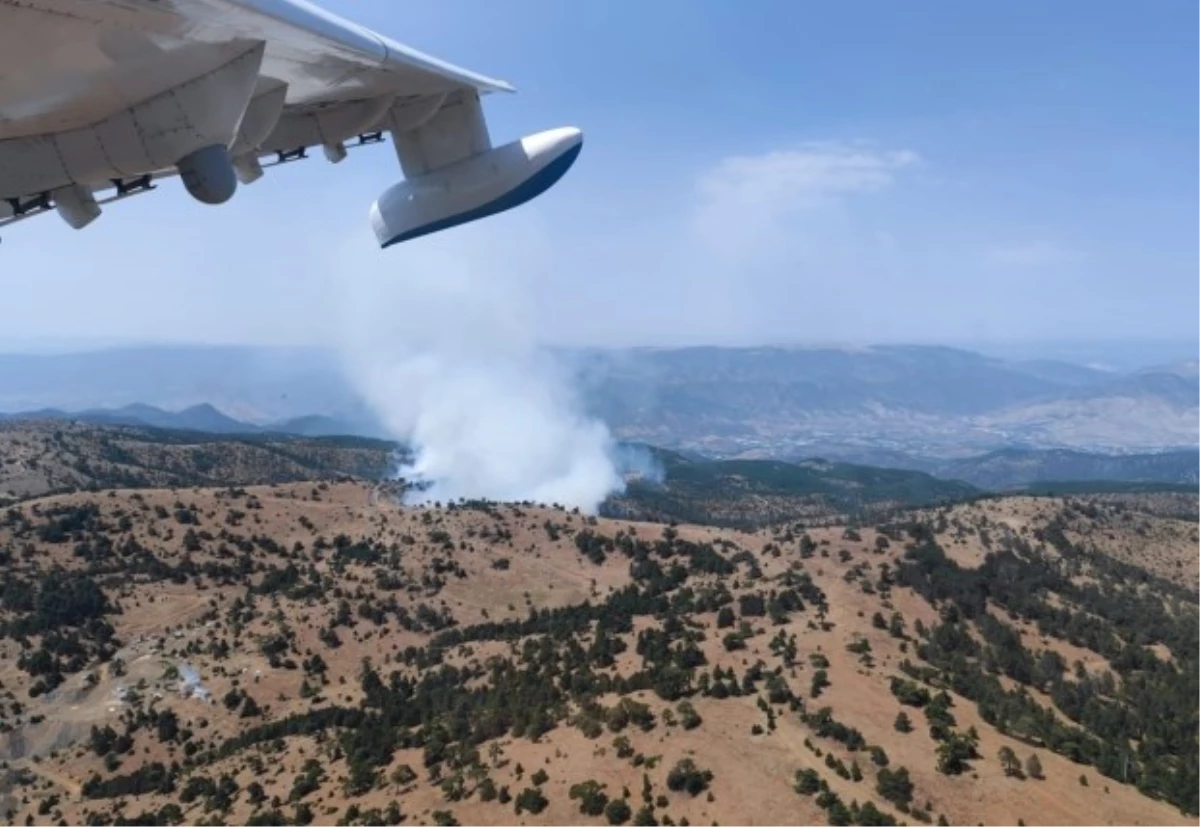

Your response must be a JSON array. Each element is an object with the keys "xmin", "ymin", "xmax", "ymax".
[{"xmin": 1, "ymin": 342, "xmax": 1194, "ymax": 497}]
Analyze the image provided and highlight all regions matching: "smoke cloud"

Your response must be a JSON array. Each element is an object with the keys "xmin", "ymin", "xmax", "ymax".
[
  {"xmin": 330, "ymin": 218, "xmax": 623, "ymax": 512},
  {"xmin": 608, "ymin": 442, "xmax": 666, "ymax": 486}
]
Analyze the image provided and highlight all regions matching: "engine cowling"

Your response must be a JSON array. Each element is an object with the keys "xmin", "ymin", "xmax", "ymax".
[{"xmin": 370, "ymin": 126, "xmax": 582, "ymax": 248}]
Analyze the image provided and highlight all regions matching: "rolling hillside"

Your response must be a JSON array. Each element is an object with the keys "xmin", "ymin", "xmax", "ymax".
[
  {"xmin": 932, "ymin": 448, "xmax": 1199, "ymax": 490},
  {"xmin": 0, "ymin": 424, "xmax": 1194, "ymax": 825},
  {"xmin": 0, "ymin": 480, "xmax": 1193, "ymax": 826},
  {"xmin": 606, "ymin": 449, "xmax": 979, "ymax": 527},
  {"xmin": 0, "ymin": 420, "xmax": 397, "ymax": 502}
]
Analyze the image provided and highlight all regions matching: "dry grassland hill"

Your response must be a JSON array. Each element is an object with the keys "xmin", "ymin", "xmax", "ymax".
[
  {"xmin": 0, "ymin": 421, "xmax": 395, "ymax": 502},
  {"xmin": 0, "ymin": 423, "xmax": 977, "ymax": 532},
  {"xmin": 0, "ymin": 481, "xmax": 1194, "ymax": 827}
]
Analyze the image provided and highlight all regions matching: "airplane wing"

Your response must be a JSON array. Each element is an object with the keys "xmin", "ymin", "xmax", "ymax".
[{"xmin": 0, "ymin": 0, "xmax": 582, "ymax": 245}]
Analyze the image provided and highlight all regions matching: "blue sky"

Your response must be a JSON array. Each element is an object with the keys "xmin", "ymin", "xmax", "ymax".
[{"xmin": 2, "ymin": 0, "xmax": 1196, "ymax": 352}]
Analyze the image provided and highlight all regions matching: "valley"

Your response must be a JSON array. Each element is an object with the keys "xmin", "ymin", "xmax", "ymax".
[{"xmin": 1, "ymin": 344, "xmax": 1196, "ymax": 464}]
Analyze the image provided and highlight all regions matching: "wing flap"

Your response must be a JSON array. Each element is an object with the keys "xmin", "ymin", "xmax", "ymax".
[
  {"xmin": 0, "ymin": 175, "xmax": 157, "ymax": 229},
  {"xmin": 260, "ymin": 94, "xmax": 394, "ymax": 155}
]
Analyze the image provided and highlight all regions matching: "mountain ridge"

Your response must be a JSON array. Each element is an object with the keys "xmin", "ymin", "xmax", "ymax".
[
  {"xmin": 1, "ymin": 407, "xmax": 1194, "ymax": 494},
  {"xmin": 0, "ymin": 403, "xmax": 380, "ymax": 439},
  {"xmin": 0, "ymin": 343, "xmax": 1195, "ymax": 460}
]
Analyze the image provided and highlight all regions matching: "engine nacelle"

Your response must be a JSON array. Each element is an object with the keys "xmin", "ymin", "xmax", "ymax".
[
  {"xmin": 370, "ymin": 126, "xmax": 582, "ymax": 248},
  {"xmin": 53, "ymin": 184, "xmax": 101, "ymax": 229},
  {"xmin": 178, "ymin": 144, "xmax": 238, "ymax": 205}
]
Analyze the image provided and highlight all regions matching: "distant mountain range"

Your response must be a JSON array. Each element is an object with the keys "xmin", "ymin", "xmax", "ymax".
[
  {"xmin": 7, "ymin": 398, "xmax": 1200, "ymax": 489},
  {"xmin": 570, "ymin": 345, "xmax": 1198, "ymax": 457},
  {"xmin": 0, "ymin": 342, "xmax": 1195, "ymax": 468},
  {"xmin": 0, "ymin": 403, "xmax": 379, "ymax": 439},
  {"xmin": 0, "ymin": 346, "xmax": 366, "ymax": 425}
]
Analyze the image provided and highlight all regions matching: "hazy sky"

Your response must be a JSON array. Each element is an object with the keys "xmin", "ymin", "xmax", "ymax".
[{"xmin": 2, "ymin": 0, "xmax": 1196, "ymax": 350}]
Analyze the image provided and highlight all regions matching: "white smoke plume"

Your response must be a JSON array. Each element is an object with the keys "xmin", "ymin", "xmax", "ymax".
[
  {"xmin": 608, "ymin": 442, "xmax": 666, "ymax": 486},
  {"xmin": 329, "ymin": 218, "xmax": 623, "ymax": 512}
]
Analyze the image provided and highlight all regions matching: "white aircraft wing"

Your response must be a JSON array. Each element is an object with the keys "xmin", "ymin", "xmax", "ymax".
[{"xmin": 0, "ymin": 0, "xmax": 582, "ymax": 246}]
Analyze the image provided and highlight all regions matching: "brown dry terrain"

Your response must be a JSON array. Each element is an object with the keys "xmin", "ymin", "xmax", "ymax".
[
  {"xmin": 921, "ymin": 496, "xmax": 1199, "ymax": 590},
  {"xmin": 0, "ymin": 421, "xmax": 395, "ymax": 502},
  {"xmin": 0, "ymin": 472, "xmax": 1195, "ymax": 827}
]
